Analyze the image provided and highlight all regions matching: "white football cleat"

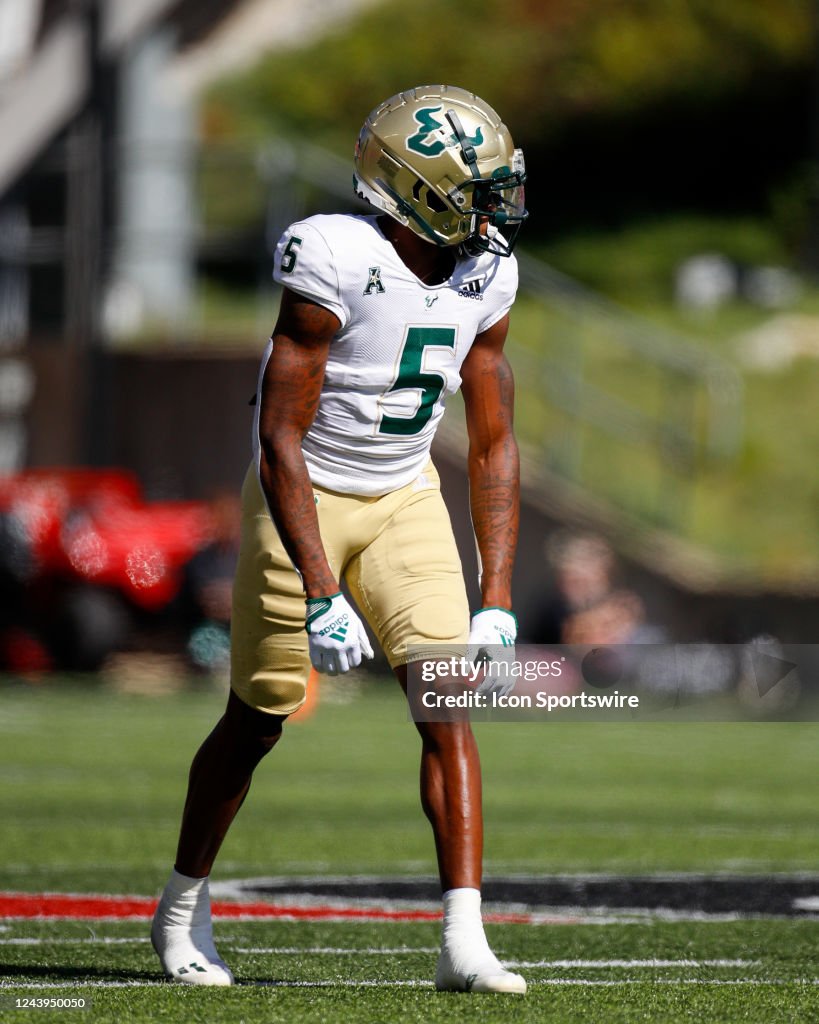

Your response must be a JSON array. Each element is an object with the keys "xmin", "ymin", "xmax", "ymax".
[
  {"xmin": 435, "ymin": 946, "xmax": 527, "ymax": 994},
  {"xmin": 151, "ymin": 872, "xmax": 234, "ymax": 986},
  {"xmin": 435, "ymin": 887, "xmax": 527, "ymax": 994}
]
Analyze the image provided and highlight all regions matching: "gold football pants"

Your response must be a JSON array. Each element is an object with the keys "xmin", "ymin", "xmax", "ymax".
[{"xmin": 230, "ymin": 462, "xmax": 469, "ymax": 715}]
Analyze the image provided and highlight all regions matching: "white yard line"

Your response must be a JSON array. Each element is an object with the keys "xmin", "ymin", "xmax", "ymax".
[
  {"xmin": 0, "ymin": 937, "xmax": 153, "ymax": 946},
  {"xmin": 537, "ymin": 978, "xmax": 819, "ymax": 987},
  {"xmin": 233, "ymin": 946, "xmax": 439, "ymax": 954},
  {"xmin": 0, "ymin": 936, "xmax": 774, "ymax": 970},
  {"xmin": 0, "ymin": 938, "xmax": 438, "ymax": 952},
  {"xmin": 506, "ymin": 959, "xmax": 757, "ymax": 968},
  {"xmin": 233, "ymin": 951, "xmax": 758, "ymax": 967},
  {"xmin": 1, "ymin": 978, "xmax": 817, "ymax": 990},
  {"xmin": 0, "ymin": 940, "xmax": 760, "ymax": 966}
]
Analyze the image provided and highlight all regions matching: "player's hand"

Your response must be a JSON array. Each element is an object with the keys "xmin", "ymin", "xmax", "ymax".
[
  {"xmin": 468, "ymin": 607, "xmax": 517, "ymax": 697},
  {"xmin": 305, "ymin": 592, "xmax": 374, "ymax": 676}
]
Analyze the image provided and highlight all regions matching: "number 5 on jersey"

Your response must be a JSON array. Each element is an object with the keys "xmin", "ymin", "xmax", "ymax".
[
  {"xmin": 280, "ymin": 236, "xmax": 303, "ymax": 274},
  {"xmin": 378, "ymin": 326, "xmax": 456, "ymax": 436}
]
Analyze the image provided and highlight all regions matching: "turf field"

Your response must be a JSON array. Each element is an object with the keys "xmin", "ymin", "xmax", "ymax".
[{"xmin": 1, "ymin": 675, "xmax": 817, "ymax": 1022}]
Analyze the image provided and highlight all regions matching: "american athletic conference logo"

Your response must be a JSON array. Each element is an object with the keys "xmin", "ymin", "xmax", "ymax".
[{"xmin": 363, "ymin": 266, "xmax": 385, "ymax": 295}]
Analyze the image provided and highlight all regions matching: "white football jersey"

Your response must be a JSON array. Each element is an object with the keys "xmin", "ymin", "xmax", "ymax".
[{"xmin": 257, "ymin": 213, "xmax": 518, "ymax": 496}]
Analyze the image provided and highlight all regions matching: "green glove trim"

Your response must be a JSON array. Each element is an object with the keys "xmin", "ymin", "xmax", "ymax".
[
  {"xmin": 305, "ymin": 592, "xmax": 343, "ymax": 628},
  {"xmin": 476, "ymin": 606, "xmax": 518, "ymax": 627}
]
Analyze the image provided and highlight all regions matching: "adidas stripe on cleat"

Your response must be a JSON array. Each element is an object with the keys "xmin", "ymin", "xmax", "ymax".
[{"xmin": 435, "ymin": 948, "xmax": 527, "ymax": 994}]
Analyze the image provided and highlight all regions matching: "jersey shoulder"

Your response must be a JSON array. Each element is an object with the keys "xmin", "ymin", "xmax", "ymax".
[
  {"xmin": 272, "ymin": 214, "xmax": 382, "ymax": 326},
  {"xmin": 471, "ymin": 248, "xmax": 518, "ymax": 288},
  {"xmin": 280, "ymin": 213, "xmax": 381, "ymax": 262},
  {"xmin": 457, "ymin": 249, "xmax": 518, "ymax": 331}
]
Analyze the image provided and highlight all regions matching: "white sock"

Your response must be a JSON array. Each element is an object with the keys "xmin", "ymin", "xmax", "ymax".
[
  {"xmin": 151, "ymin": 869, "xmax": 234, "ymax": 985},
  {"xmin": 436, "ymin": 887, "xmax": 526, "ymax": 993},
  {"xmin": 440, "ymin": 887, "xmax": 504, "ymax": 972},
  {"xmin": 162, "ymin": 868, "xmax": 208, "ymax": 908}
]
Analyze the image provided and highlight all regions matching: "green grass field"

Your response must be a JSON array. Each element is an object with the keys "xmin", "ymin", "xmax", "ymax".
[{"xmin": 1, "ymin": 675, "xmax": 817, "ymax": 1022}]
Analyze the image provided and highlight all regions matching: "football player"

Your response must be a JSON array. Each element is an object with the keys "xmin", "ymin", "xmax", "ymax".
[{"xmin": 152, "ymin": 84, "xmax": 528, "ymax": 994}]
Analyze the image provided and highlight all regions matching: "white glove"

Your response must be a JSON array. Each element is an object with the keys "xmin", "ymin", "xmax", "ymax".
[
  {"xmin": 468, "ymin": 607, "xmax": 518, "ymax": 697},
  {"xmin": 305, "ymin": 592, "xmax": 374, "ymax": 676}
]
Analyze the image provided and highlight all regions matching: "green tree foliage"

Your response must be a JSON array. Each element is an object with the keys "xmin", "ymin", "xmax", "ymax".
[
  {"xmin": 203, "ymin": 0, "xmax": 814, "ymax": 238},
  {"xmin": 206, "ymin": 0, "xmax": 810, "ymax": 140}
]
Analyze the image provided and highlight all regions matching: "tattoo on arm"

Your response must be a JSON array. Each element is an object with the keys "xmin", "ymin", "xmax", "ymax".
[
  {"xmin": 462, "ymin": 319, "xmax": 520, "ymax": 610},
  {"xmin": 257, "ymin": 289, "xmax": 340, "ymax": 598}
]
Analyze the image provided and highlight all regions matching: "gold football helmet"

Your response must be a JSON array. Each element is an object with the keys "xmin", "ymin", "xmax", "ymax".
[{"xmin": 353, "ymin": 85, "xmax": 527, "ymax": 257}]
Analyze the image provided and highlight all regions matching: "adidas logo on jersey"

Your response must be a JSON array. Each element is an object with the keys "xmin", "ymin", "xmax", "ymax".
[{"xmin": 458, "ymin": 278, "xmax": 484, "ymax": 301}]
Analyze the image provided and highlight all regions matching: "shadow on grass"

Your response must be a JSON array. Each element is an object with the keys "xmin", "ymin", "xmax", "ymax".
[{"xmin": 0, "ymin": 962, "xmax": 163, "ymax": 983}]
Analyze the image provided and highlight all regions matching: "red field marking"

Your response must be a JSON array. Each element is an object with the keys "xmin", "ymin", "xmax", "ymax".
[{"xmin": 0, "ymin": 892, "xmax": 534, "ymax": 924}]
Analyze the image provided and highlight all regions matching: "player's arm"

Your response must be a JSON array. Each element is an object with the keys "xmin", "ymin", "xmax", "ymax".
[
  {"xmin": 257, "ymin": 286, "xmax": 339, "ymax": 598},
  {"xmin": 460, "ymin": 313, "xmax": 520, "ymax": 612}
]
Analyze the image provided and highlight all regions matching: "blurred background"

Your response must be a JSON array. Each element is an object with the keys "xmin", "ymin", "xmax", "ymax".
[{"xmin": 0, "ymin": 0, "xmax": 817, "ymax": 682}]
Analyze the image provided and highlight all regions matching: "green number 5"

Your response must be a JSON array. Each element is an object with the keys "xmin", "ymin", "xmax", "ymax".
[
  {"xmin": 280, "ymin": 235, "xmax": 303, "ymax": 274},
  {"xmin": 378, "ymin": 326, "xmax": 456, "ymax": 436}
]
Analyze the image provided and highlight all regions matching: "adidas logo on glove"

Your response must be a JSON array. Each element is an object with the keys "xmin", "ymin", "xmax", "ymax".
[
  {"xmin": 305, "ymin": 592, "xmax": 373, "ymax": 676},
  {"xmin": 317, "ymin": 615, "xmax": 349, "ymax": 641}
]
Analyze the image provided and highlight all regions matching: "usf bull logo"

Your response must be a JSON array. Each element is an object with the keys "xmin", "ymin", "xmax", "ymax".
[{"xmin": 406, "ymin": 106, "xmax": 484, "ymax": 158}]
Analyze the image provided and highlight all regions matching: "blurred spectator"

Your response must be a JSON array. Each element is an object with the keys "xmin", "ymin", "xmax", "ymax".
[
  {"xmin": 562, "ymin": 587, "xmax": 653, "ymax": 645},
  {"xmin": 530, "ymin": 530, "xmax": 664, "ymax": 646},
  {"xmin": 674, "ymin": 253, "xmax": 737, "ymax": 310},
  {"xmin": 180, "ymin": 492, "xmax": 241, "ymax": 673}
]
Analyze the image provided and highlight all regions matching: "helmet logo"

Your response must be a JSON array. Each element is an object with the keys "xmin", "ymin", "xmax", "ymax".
[{"xmin": 406, "ymin": 106, "xmax": 484, "ymax": 158}]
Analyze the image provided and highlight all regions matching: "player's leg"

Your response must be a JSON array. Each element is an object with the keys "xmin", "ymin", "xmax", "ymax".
[
  {"xmin": 394, "ymin": 665, "xmax": 524, "ymax": 992},
  {"xmin": 151, "ymin": 692, "xmax": 284, "ymax": 985},
  {"xmin": 394, "ymin": 665, "xmax": 483, "ymax": 889},
  {"xmin": 347, "ymin": 467, "xmax": 526, "ymax": 994},
  {"xmin": 152, "ymin": 466, "xmax": 317, "ymax": 986},
  {"xmin": 174, "ymin": 691, "xmax": 284, "ymax": 878}
]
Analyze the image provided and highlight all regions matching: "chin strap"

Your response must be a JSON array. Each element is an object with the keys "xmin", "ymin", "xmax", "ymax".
[
  {"xmin": 445, "ymin": 109, "xmax": 481, "ymax": 179},
  {"xmin": 445, "ymin": 109, "xmax": 510, "ymax": 258}
]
